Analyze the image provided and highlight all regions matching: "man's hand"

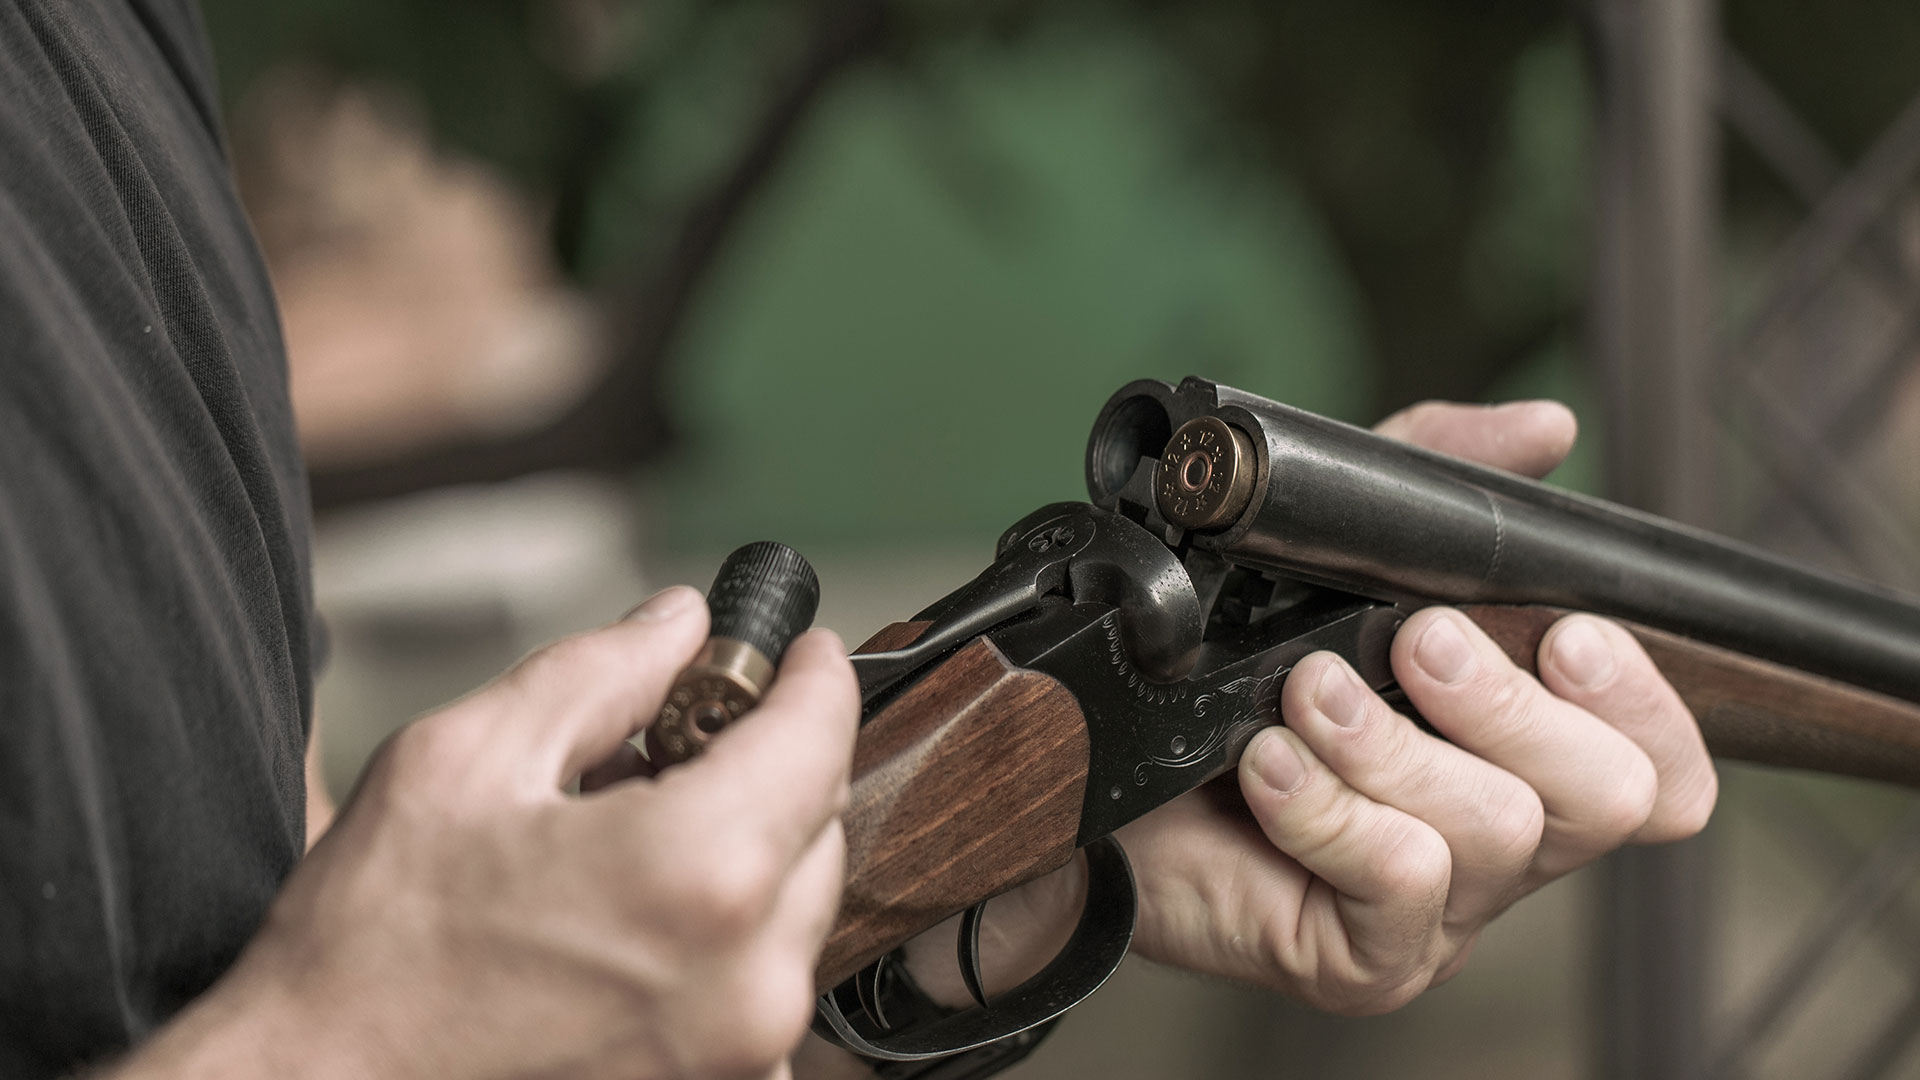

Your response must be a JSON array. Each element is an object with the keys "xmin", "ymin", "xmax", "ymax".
[
  {"xmin": 1120, "ymin": 399, "xmax": 1718, "ymax": 1013},
  {"xmin": 118, "ymin": 587, "xmax": 860, "ymax": 1080},
  {"xmin": 910, "ymin": 400, "xmax": 1718, "ymax": 1017}
]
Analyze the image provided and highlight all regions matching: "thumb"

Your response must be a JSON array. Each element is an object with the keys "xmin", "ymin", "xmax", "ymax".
[{"xmin": 499, "ymin": 585, "xmax": 709, "ymax": 787}]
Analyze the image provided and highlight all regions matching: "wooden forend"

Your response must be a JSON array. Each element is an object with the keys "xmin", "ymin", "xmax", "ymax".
[
  {"xmin": 814, "ymin": 623, "xmax": 1091, "ymax": 990},
  {"xmin": 1464, "ymin": 604, "xmax": 1920, "ymax": 789}
]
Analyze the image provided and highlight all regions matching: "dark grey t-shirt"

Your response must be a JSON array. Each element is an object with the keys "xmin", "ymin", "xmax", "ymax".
[{"xmin": 0, "ymin": 1, "xmax": 314, "ymax": 1074}]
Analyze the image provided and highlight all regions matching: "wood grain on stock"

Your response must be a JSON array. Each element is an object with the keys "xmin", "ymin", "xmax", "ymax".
[
  {"xmin": 1464, "ymin": 605, "xmax": 1920, "ymax": 789},
  {"xmin": 814, "ymin": 621, "xmax": 1090, "ymax": 990}
]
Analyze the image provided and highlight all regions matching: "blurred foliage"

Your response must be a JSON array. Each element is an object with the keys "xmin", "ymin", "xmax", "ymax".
[
  {"xmin": 652, "ymin": 32, "xmax": 1374, "ymax": 548},
  {"xmin": 197, "ymin": 0, "xmax": 1920, "ymax": 549}
]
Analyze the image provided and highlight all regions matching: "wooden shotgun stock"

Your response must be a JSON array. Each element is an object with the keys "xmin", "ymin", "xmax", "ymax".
[
  {"xmin": 815, "ymin": 606, "xmax": 1920, "ymax": 991},
  {"xmin": 817, "ymin": 622, "xmax": 1086, "ymax": 989}
]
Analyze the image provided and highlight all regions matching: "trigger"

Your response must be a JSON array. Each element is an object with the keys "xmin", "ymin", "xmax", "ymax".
[
  {"xmin": 957, "ymin": 902, "xmax": 990, "ymax": 1008},
  {"xmin": 854, "ymin": 957, "xmax": 893, "ymax": 1031},
  {"xmin": 814, "ymin": 835, "xmax": 1138, "ymax": 1062}
]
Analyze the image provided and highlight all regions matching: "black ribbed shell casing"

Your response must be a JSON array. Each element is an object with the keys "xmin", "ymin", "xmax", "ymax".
[{"xmin": 705, "ymin": 542, "xmax": 821, "ymax": 664}]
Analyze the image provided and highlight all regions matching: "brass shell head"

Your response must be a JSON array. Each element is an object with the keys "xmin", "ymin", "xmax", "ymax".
[
  {"xmin": 649, "ymin": 637, "xmax": 776, "ymax": 765},
  {"xmin": 1155, "ymin": 416, "xmax": 1256, "ymax": 531}
]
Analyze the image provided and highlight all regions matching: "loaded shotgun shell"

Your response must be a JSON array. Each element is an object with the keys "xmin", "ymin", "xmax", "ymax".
[
  {"xmin": 647, "ymin": 541, "xmax": 820, "ymax": 766},
  {"xmin": 1156, "ymin": 415, "xmax": 1257, "ymax": 531}
]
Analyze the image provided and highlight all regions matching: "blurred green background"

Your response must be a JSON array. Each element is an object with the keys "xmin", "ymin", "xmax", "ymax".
[
  {"xmin": 201, "ymin": 0, "xmax": 1659, "ymax": 549},
  {"xmin": 199, "ymin": 0, "xmax": 1920, "ymax": 549}
]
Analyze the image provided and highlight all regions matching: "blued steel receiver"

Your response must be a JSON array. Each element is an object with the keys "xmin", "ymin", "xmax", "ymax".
[{"xmin": 648, "ymin": 541, "xmax": 820, "ymax": 765}]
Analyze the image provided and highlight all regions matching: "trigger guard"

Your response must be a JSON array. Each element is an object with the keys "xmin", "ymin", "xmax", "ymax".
[{"xmin": 815, "ymin": 836, "xmax": 1137, "ymax": 1062}]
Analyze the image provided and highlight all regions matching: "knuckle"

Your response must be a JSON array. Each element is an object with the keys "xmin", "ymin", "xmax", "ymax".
[
  {"xmin": 1645, "ymin": 766, "xmax": 1719, "ymax": 842},
  {"xmin": 1591, "ymin": 755, "xmax": 1660, "ymax": 842},
  {"xmin": 1458, "ymin": 673, "xmax": 1558, "ymax": 758},
  {"xmin": 1482, "ymin": 781, "xmax": 1547, "ymax": 868},
  {"xmin": 1382, "ymin": 834, "xmax": 1451, "ymax": 899},
  {"xmin": 1370, "ymin": 715, "xmax": 1436, "ymax": 788},
  {"xmin": 1677, "ymin": 768, "xmax": 1719, "ymax": 834},
  {"xmin": 1249, "ymin": 890, "xmax": 1312, "ymax": 989},
  {"xmin": 1370, "ymin": 974, "xmax": 1432, "ymax": 1014},
  {"xmin": 1431, "ymin": 934, "xmax": 1481, "ymax": 987},
  {"xmin": 1373, "ymin": 822, "xmax": 1453, "ymax": 903},
  {"xmin": 679, "ymin": 844, "xmax": 781, "ymax": 937},
  {"xmin": 1291, "ymin": 793, "xmax": 1365, "ymax": 864},
  {"xmin": 1475, "ymin": 672, "xmax": 1536, "ymax": 727},
  {"xmin": 379, "ymin": 715, "xmax": 464, "ymax": 785},
  {"xmin": 1319, "ymin": 968, "xmax": 1431, "ymax": 1018},
  {"xmin": 359, "ymin": 720, "xmax": 472, "ymax": 821},
  {"xmin": 1356, "ymin": 975, "xmax": 1429, "ymax": 1016},
  {"xmin": 1658, "ymin": 798, "xmax": 1714, "ymax": 843}
]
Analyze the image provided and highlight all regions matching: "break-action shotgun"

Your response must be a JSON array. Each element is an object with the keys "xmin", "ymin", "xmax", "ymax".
[{"xmin": 657, "ymin": 376, "xmax": 1920, "ymax": 1077}]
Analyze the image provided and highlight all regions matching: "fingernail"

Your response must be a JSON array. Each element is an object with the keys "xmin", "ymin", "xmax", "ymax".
[
  {"xmin": 1251, "ymin": 731, "xmax": 1305, "ymax": 793},
  {"xmin": 625, "ymin": 586, "xmax": 701, "ymax": 622},
  {"xmin": 1551, "ymin": 617, "xmax": 1616, "ymax": 689},
  {"xmin": 1314, "ymin": 659, "xmax": 1366, "ymax": 728},
  {"xmin": 1414, "ymin": 614, "xmax": 1475, "ymax": 684}
]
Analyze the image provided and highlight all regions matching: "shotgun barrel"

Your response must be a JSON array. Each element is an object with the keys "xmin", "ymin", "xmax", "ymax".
[{"xmin": 1088, "ymin": 377, "xmax": 1920, "ymax": 705}]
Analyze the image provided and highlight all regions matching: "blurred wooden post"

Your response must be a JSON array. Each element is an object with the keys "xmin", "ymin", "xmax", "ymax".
[{"xmin": 1585, "ymin": 0, "xmax": 1719, "ymax": 1077}]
